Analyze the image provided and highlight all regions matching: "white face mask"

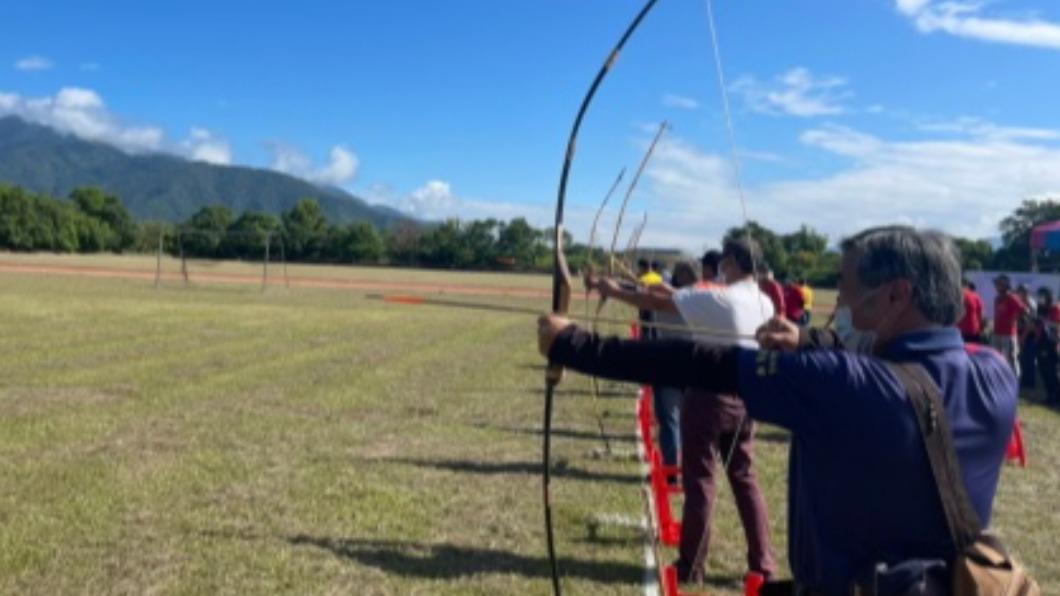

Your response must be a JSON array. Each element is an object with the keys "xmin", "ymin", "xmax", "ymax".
[
  {"xmin": 832, "ymin": 285, "xmax": 889, "ymax": 353},
  {"xmin": 833, "ymin": 306, "xmax": 877, "ymax": 354}
]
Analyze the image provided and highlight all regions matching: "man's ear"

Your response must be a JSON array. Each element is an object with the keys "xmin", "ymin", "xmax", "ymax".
[{"xmin": 889, "ymin": 279, "xmax": 915, "ymax": 309}]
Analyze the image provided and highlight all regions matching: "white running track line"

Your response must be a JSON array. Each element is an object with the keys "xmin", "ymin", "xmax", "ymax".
[{"xmin": 636, "ymin": 388, "xmax": 661, "ymax": 596}]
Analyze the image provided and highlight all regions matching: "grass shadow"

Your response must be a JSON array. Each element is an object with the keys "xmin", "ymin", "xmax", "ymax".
[
  {"xmin": 286, "ymin": 535, "xmax": 643, "ymax": 585},
  {"xmin": 475, "ymin": 423, "xmax": 636, "ymax": 444},
  {"xmin": 387, "ymin": 457, "xmax": 642, "ymax": 485}
]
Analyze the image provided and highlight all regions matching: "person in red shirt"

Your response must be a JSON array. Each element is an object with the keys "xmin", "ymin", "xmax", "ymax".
[
  {"xmin": 957, "ymin": 280, "xmax": 984, "ymax": 343},
  {"xmin": 758, "ymin": 267, "xmax": 785, "ymax": 317},
  {"xmin": 991, "ymin": 275, "xmax": 1028, "ymax": 377},
  {"xmin": 781, "ymin": 278, "xmax": 806, "ymax": 324}
]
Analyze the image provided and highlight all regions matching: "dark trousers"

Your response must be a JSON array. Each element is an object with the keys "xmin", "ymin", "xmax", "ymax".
[
  {"xmin": 1020, "ymin": 336, "xmax": 1038, "ymax": 389},
  {"xmin": 677, "ymin": 389, "xmax": 776, "ymax": 582},
  {"xmin": 1038, "ymin": 342, "xmax": 1060, "ymax": 403}
]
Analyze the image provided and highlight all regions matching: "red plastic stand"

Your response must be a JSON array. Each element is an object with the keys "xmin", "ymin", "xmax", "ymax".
[
  {"xmin": 744, "ymin": 572, "xmax": 765, "ymax": 596},
  {"xmin": 661, "ymin": 567, "xmax": 764, "ymax": 596},
  {"xmin": 1005, "ymin": 418, "xmax": 1027, "ymax": 467},
  {"xmin": 650, "ymin": 448, "xmax": 682, "ymax": 546}
]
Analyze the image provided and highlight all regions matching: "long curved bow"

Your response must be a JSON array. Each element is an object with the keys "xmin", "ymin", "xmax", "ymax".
[
  {"xmin": 545, "ymin": 1, "xmax": 661, "ymax": 593},
  {"xmin": 584, "ymin": 169, "xmax": 627, "ymax": 456},
  {"xmin": 605, "ymin": 120, "xmax": 668, "ymax": 289}
]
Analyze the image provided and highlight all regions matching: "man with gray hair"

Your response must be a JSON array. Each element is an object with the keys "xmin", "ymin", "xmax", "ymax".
[{"xmin": 538, "ymin": 226, "xmax": 1018, "ymax": 594}]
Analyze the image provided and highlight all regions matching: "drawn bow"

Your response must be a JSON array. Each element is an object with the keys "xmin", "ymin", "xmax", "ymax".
[{"xmin": 544, "ymin": 0, "xmax": 662, "ymax": 593}]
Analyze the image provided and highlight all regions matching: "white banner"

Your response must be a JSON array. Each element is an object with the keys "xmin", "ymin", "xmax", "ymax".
[{"xmin": 964, "ymin": 270, "xmax": 1060, "ymax": 319}]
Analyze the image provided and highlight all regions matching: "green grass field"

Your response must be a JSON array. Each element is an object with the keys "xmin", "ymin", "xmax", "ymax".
[{"xmin": 1, "ymin": 254, "xmax": 1057, "ymax": 595}]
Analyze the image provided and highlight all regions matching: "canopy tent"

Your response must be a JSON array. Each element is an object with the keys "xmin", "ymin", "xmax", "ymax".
[{"xmin": 1030, "ymin": 220, "xmax": 1060, "ymax": 251}]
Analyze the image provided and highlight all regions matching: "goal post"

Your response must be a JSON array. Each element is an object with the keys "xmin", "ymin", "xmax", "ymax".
[{"xmin": 154, "ymin": 228, "xmax": 290, "ymax": 290}]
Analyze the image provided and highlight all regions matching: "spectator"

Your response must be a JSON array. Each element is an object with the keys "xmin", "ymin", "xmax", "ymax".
[
  {"xmin": 797, "ymin": 277, "xmax": 814, "ymax": 313},
  {"xmin": 992, "ymin": 275, "xmax": 1027, "ymax": 377},
  {"xmin": 637, "ymin": 258, "xmax": 663, "ymax": 340},
  {"xmin": 638, "ymin": 258, "xmax": 663, "ymax": 286},
  {"xmin": 1016, "ymin": 284, "xmax": 1038, "ymax": 388},
  {"xmin": 957, "ymin": 280, "xmax": 984, "ymax": 343},
  {"xmin": 1034, "ymin": 287, "xmax": 1060, "ymax": 404},
  {"xmin": 781, "ymin": 277, "xmax": 806, "ymax": 324},
  {"xmin": 758, "ymin": 266, "xmax": 785, "ymax": 316}
]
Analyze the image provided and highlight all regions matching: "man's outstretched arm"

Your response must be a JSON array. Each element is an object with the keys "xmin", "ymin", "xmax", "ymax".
[
  {"xmin": 538, "ymin": 314, "xmax": 837, "ymax": 434},
  {"xmin": 539, "ymin": 316, "xmax": 739, "ymax": 393},
  {"xmin": 585, "ymin": 274, "xmax": 678, "ymax": 313}
]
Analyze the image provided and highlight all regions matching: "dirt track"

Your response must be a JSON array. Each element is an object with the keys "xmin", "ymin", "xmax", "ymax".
[
  {"xmin": 0, "ymin": 260, "xmax": 557, "ymax": 299},
  {"xmin": 0, "ymin": 260, "xmax": 836, "ymax": 314}
]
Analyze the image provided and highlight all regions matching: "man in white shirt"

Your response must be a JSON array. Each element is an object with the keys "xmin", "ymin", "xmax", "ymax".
[{"xmin": 585, "ymin": 238, "xmax": 777, "ymax": 584}]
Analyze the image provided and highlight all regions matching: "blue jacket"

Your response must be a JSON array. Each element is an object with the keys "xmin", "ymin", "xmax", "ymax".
[{"xmin": 738, "ymin": 328, "xmax": 1017, "ymax": 593}]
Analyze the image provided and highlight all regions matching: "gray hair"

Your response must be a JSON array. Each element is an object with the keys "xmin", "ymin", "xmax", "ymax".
[{"xmin": 839, "ymin": 225, "xmax": 963, "ymax": 325}]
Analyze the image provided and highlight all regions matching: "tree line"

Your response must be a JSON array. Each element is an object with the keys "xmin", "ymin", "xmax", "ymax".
[
  {"xmin": 0, "ymin": 184, "xmax": 562, "ymax": 270},
  {"xmin": 2, "ymin": 183, "xmax": 1057, "ymax": 283}
]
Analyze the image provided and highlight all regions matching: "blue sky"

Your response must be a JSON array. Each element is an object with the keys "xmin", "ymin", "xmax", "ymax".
[{"xmin": 3, "ymin": 0, "xmax": 1060, "ymax": 251}]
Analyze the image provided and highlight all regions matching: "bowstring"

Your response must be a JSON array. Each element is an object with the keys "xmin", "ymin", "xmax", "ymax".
[{"xmin": 703, "ymin": 0, "xmax": 770, "ymax": 478}]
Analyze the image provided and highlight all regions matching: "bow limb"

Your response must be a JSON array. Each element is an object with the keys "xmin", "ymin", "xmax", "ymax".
[
  {"xmin": 597, "ymin": 120, "xmax": 669, "ymax": 320},
  {"xmin": 621, "ymin": 212, "xmax": 649, "ymax": 275},
  {"xmin": 585, "ymin": 168, "xmax": 626, "ymax": 277},
  {"xmin": 545, "ymin": 1, "xmax": 661, "ymax": 593},
  {"xmin": 584, "ymin": 169, "xmax": 626, "ymax": 455},
  {"xmin": 606, "ymin": 121, "xmax": 668, "ymax": 276}
]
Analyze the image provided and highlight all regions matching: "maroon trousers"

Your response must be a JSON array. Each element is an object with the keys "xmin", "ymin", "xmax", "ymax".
[{"xmin": 677, "ymin": 389, "xmax": 777, "ymax": 582}]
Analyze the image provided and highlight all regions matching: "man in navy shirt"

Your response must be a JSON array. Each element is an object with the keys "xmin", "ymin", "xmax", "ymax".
[{"xmin": 538, "ymin": 226, "xmax": 1017, "ymax": 594}]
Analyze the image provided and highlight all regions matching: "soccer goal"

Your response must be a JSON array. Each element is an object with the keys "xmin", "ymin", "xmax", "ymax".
[{"xmin": 153, "ymin": 229, "xmax": 290, "ymax": 291}]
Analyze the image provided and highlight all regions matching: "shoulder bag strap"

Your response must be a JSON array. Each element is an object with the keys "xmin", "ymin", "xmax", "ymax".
[{"xmin": 884, "ymin": 361, "xmax": 982, "ymax": 550}]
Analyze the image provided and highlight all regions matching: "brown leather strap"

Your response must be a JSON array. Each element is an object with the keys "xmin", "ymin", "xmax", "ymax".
[{"xmin": 885, "ymin": 362, "xmax": 982, "ymax": 550}]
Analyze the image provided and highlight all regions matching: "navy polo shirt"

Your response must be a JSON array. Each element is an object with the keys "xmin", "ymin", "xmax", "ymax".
[{"xmin": 737, "ymin": 327, "xmax": 1017, "ymax": 594}]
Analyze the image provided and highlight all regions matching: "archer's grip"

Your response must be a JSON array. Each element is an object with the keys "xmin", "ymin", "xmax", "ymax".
[{"xmin": 546, "ymin": 362, "xmax": 565, "ymax": 386}]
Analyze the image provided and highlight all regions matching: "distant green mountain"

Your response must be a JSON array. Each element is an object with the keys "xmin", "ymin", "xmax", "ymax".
[{"xmin": 0, "ymin": 116, "xmax": 413, "ymax": 228}]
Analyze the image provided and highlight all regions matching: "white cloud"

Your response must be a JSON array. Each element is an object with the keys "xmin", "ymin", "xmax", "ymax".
[
  {"xmin": 180, "ymin": 127, "xmax": 232, "ymax": 165},
  {"xmin": 917, "ymin": 116, "xmax": 1060, "ymax": 141},
  {"xmin": 0, "ymin": 87, "xmax": 163, "ymax": 152},
  {"xmin": 637, "ymin": 122, "xmax": 1060, "ymax": 251},
  {"xmin": 896, "ymin": 1, "xmax": 1060, "ymax": 50},
  {"xmin": 15, "ymin": 55, "xmax": 53, "ymax": 71},
  {"xmin": 406, "ymin": 180, "xmax": 457, "ymax": 214},
  {"xmin": 317, "ymin": 146, "xmax": 359, "ymax": 186},
  {"xmin": 800, "ymin": 125, "xmax": 884, "ymax": 157},
  {"xmin": 268, "ymin": 143, "xmax": 359, "ymax": 186},
  {"xmin": 897, "ymin": 0, "xmax": 932, "ymax": 15},
  {"xmin": 731, "ymin": 67, "xmax": 851, "ymax": 117},
  {"xmin": 367, "ymin": 179, "xmax": 555, "ymax": 225},
  {"xmin": 55, "ymin": 87, "xmax": 103, "ymax": 110},
  {"xmin": 662, "ymin": 93, "xmax": 700, "ymax": 110}
]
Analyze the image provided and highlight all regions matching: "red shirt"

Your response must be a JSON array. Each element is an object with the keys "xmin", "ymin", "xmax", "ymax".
[
  {"xmin": 759, "ymin": 279, "xmax": 785, "ymax": 317},
  {"xmin": 782, "ymin": 284, "xmax": 806, "ymax": 321},
  {"xmin": 993, "ymin": 293, "xmax": 1026, "ymax": 337},
  {"xmin": 1048, "ymin": 304, "xmax": 1060, "ymax": 324},
  {"xmin": 956, "ymin": 288, "xmax": 983, "ymax": 337}
]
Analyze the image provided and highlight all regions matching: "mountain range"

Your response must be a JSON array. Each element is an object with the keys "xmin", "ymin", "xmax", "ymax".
[{"xmin": 0, "ymin": 116, "xmax": 412, "ymax": 228}]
